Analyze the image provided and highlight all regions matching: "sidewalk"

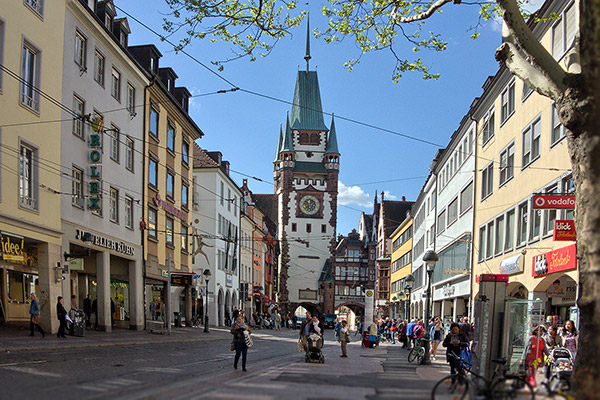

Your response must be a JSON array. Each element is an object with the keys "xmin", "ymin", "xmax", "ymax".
[{"xmin": 0, "ymin": 324, "xmax": 231, "ymax": 353}]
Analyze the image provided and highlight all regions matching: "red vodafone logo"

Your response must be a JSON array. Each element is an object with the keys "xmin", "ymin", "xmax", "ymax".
[{"xmin": 532, "ymin": 195, "xmax": 575, "ymax": 209}]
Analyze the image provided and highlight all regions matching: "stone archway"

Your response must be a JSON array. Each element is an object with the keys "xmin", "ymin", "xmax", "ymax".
[
  {"xmin": 290, "ymin": 302, "xmax": 321, "ymax": 318},
  {"xmin": 217, "ymin": 288, "xmax": 224, "ymax": 327},
  {"xmin": 335, "ymin": 302, "xmax": 365, "ymax": 330},
  {"xmin": 507, "ymin": 282, "xmax": 529, "ymax": 299}
]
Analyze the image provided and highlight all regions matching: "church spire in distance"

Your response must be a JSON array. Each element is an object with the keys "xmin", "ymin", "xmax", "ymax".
[{"xmin": 304, "ymin": 14, "xmax": 311, "ymax": 72}]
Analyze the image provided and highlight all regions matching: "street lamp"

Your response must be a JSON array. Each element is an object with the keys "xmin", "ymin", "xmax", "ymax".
[
  {"xmin": 404, "ymin": 274, "xmax": 415, "ymax": 320},
  {"xmin": 392, "ymin": 296, "xmax": 398, "ymax": 319},
  {"xmin": 421, "ymin": 250, "xmax": 439, "ymax": 365},
  {"xmin": 203, "ymin": 268, "xmax": 211, "ymax": 333}
]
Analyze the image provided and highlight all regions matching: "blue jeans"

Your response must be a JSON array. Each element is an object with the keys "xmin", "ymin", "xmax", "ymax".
[{"xmin": 234, "ymin": 342, "xmax": 248, "ymax": 369}]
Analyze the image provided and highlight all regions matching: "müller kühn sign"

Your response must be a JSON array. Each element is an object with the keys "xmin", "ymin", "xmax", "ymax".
[
  {"xmin": 553, "ymin": 220, "xmax": 576, "ymax": 241},
  {"xmin": 154, "ymin": 194, "xmax": 187, "ymax": 221},
  {"xmin": 75, "ymin": 229, "xmax": 135, "ymax": 256},
  {"xmin": 532, "ymin": 194, "xmax": 575, "ymax": 209}
]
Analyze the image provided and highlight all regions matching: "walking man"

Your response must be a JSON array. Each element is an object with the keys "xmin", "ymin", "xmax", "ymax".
[
  {"xmin": 275, "ymin": 311, "xmax": 282, "ymax": 330},
  {"xmin": 299, "ymin": 311, "xmax": 312, "ymax": 352},
  {"xmin": 56, "ymin": 296, "xmax": 67, "ymax": 338},
  {"xmin": 83, "ymin": 294, "xmax": 92, "ymax": 329},
  {"xmin": 29, "ymin": 293, "xmax": 45, "ymax": 337},
  {"xmin": 339, "ymin": 320, "xmax": 350, "ymax": 357}
]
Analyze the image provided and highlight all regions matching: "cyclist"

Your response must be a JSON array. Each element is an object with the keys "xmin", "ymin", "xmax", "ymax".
[{"xmin": 443, "ymin": 322, "xmax": 469, "ymax": 379}]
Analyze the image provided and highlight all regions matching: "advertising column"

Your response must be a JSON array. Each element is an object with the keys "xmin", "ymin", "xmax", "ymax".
[{"xmin": 364, "ymin": 288, "xmax": 374, "ymax": 332}]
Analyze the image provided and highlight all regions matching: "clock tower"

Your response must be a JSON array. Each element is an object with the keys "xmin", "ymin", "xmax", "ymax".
[{"xmin": 274, "ymin": 19, "xmax": 340, "ymax": 316}]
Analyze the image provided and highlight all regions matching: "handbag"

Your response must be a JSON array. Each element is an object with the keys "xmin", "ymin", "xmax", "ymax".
[
  {"xmin": 297, "ymin": 338, "xmax": 304, "ymax": 353},
  {"xmin": 31, "ymin": 314, "xmax": 41, "ymax": 325},
  {"xmin": 369, "ymin": 335, "xmax": 377, "ymax": 342},
  {"xmin": 244, "ymin": 330, "xmax": 253, "ymax": 348}
]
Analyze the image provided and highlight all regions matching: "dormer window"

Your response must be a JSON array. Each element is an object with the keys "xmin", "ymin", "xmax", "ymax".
[
  {"xmin": 105, "ymin": 14, "xmax": 113, "ymax": 30},
  {"xmin": 120, "ymin": 32, "xmax": 127, "ymax": 47},
  {"xmin": 150, "ymin": 57, "xmax": 155, "ymax": 73}
]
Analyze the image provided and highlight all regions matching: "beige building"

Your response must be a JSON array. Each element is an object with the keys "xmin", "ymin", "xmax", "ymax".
[
  {"xmin": 389, "ymin": 217, "xmax": 413, "ymax": 320},
  {"xmin": 0, "ymin": 1, "xmax": 66, "ymax": 332},
  {"xmin": 471, "ymin": 0, "xmax": 578, "ymax": 325}
]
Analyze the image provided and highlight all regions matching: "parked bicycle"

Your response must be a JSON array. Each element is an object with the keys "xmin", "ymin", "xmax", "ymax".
[
  {"xmin": 408, "ymin": 337, "xmax": 428, "ymax": 364},
  {"xmin": 431, "ymin": 353, "xmax": 535, "ymax": 400}
]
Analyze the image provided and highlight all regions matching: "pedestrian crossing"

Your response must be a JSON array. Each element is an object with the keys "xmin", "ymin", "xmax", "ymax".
[{"xmin": 78, "ymin": 378, "xmax": 142, "ymax": 393}]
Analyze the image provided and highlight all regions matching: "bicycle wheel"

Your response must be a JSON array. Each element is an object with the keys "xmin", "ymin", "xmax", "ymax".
[
  {"xmin": 408, "ymin": 348, "xmax": 418, "ymax": 363},
  {"xmin": 431, "ymin": 374, "xmax": 469, "ymax": 400},
  {"xmin": 490, "ymin": 377, "xmax": 534, "ymax": 400},
  {"xmin": 416, "ymin": 347, "xmax": 426, "ymax": 364}
]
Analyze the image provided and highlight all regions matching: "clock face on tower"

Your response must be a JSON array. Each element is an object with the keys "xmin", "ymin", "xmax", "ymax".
[{"xmin": 299, "ymin": 195, "xmax": 320, "ymax": 216}]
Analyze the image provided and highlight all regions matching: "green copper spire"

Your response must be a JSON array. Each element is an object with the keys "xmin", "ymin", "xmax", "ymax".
[
  {"xmin": 281, "ymin": 112, "xmax": 295, "ymax": 152},
  {"xmin": 326, "ymin": 114, "xmax": 340, "ymax": 154},
  {"xmin": 274, "ymin": 124, "xmax": 283, "ymax": 161},
  {"xmin": 304, "ymin": 14, "xmax": 311, "ymax": 72}
]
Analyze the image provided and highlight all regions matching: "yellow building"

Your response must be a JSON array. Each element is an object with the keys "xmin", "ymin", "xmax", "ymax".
[
  {"xmin": 471, "ymin": 0, "xmax": 578, "ymax": 325},
  {"xmin": 0, "ymin": 1, "xmax": 66, "ymax": 332},
  {"xmin": 389, "ymin": 216, "xmax": 413, "ymax": 320}
]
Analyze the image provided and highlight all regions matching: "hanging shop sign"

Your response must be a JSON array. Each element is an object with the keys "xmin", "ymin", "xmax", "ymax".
[
  {"xmin": 171, "ymin": 274, "xmax": 192, "ymax": 286},
  {"xmin": 532, "ymin": 244, "xmax": 577, "ymax": 277},
  {"xmin": 0, "ymin": 233, "xmax": 25, "ymax": 262},
  {"xmin": 226, "ymin": 274, "xmax": 233, "ymax": 288},
  {"xmin": 68, "ymin": 258, "xmax": 84, "ymax": 271},
  {"xmin": 499, "ymin": 254, "xmax": 523, "ymax": 275},
  {"xmin": 153, "ymin": 194, "xmax": 188, "ymax": 221},
  {"xmin": 75, "ymin": 229, "xmax": 135, "ymax": 256},
  {"xmin": 553, "ymin": 220, "xmax": 576, "ymax": 241},
  {"xmin": 88, "ymin": 115, "xmax": 103, "ymax": 211},
  {"xmin": 532, "ymin": 194, "xmax": 575, "ymax": 209}
]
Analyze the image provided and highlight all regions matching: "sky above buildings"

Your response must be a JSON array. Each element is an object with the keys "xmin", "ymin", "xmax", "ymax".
[{"xmin": 123, "ymin": 1, "xmax": 516, "ymax": 236}]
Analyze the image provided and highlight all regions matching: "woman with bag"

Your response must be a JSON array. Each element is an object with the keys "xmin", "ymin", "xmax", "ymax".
[
  {"xmin": 231, "ymin": 316, "xmax": 251, "ymax": 371},
  {"xmin": 29, "ymin": 293, "xmax": 45, "ymax": 337}
]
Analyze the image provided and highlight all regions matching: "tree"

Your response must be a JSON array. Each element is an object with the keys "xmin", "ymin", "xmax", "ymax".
[{"xmin": 164, "ymin": 0, "xmax": 598, "ymax": 397}]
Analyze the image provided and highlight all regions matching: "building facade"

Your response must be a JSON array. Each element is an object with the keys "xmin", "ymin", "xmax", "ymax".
[
  {"xmin": 389, "ymin": 216, "xmax": 413, "ymax": 320},
  {"xmin": 0, "ymin": 0, "xmax": 66, "ymax": 332}
]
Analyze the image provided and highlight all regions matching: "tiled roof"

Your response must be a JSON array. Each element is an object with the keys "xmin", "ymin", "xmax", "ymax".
[
  {"xmin": 253, "ymin": 194, "xmax": 278, "ymax": 223},
  {"xmin": 290, "ymin": 71, "xmax": 328, "ymax": 131},
  {"xmin": 193, "ymin": 143, "xmax": 219, "ymax": 168},
  {"xmin": 383, "ymin": 200, "xmax": 415, "ymax": 237}
]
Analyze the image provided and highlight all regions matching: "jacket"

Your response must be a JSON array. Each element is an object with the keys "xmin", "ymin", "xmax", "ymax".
[
  {"xmin": 29, "ymin": 299, "xmax": 40, "ymax": 315},
  {"xmin": 406, "ymin": 322, "xmax": 416, "ymax": 336},
  {"xmin": 57, "ymin": 302, "xmax": 67, "ymax": 322},
  {"xmin": 231, "ymin": 323, "xmax": 250, "ymax": 344},
  {"xmin": 443, "ymin": 332, "xmax": 469, "ymax": 361},
  {"xmin": 299, "ymin": 318, "xmax": 311, "ymax": 337},
  {"xmin": 430, "ymin": 324, "xmax": 444, "ymax": 339}
]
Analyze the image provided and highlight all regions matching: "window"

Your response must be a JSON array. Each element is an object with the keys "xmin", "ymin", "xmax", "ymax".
[
  {"xmin": 529, "ymin": 200, "xmax": 542, "ymax": 241},
  {"xmin": 448, "ymin": 198, "xmax": 458, "ymax": 225},
  {"xmin": 166, "ymin": 171, "xmax": 175, "ymax": 199},
  {"xmin": 321, "ymin": 224, "xmax": 326, "ymax": 233},
  {"xmin": 437, "ymin": 210, "xmax": 446, "ymax": 233},
  {"xmin": 460, "ymin": 181, "xmax": 473, "ymax": 214},
  {"xmin": 233, "ymin": 197, "xmax": 237, "ymax": 216},
  {"xmin": 522, "ymin": 117, "xmax": 542, "ymax": 168},
  {"xmin": 562, "ymin": 174, "xmax": 575, "ymax": 220},
  {"xmin": 71, "ymin": 166, "xmax": 84, "ymax": 207},
  {"xmin": 486, "ymin": 221, "xmax": 494, "ymax": 259},
  {"xmin": 504, "ymin": 209, "xmax": 515, "ymax": 251},
  {"xmin": 111, "ymin": 68, "xmax": 121, "ymax": 101},
  {"xmin": 127, "ymin": 84, "xmax": 136, "ymax": 116},
  {"xmin": 109, "ymin": 187, "xmax": 119, "ymax": 223},
  {"xmin": 167, "ymin": 123, "xmax": 175, "ymax": 153},
  {"xmin": 181, "ymin": 182, "xmax": 188, "ymax": 208},
  {"xmin": 182, "ymin": 140, "xmax": 189, "ymax": 165},
  {"xmin": 181, "ymin": 224, "xmax": 188, "ymax": 252},
  {"xmin": 125, "ymin": 137, "xmax": 134, "ymax": 171},
  {"xmin": 24, "ymin": 0, "xmax": 43, "ymax": 16},
  {"xmin": 227, "ymin": 189, "xmax": 232, "ymax": 211},
  {"xmin": 499, "ymin": 142, "xmax": 515, "ymax": 186},
  {"xmin": 291, "ymin": 223, "xmax": 297, "ymax": 232},
  {"xmin": 501, "ymin": 81, "xmax": 515, "ymax": 124},
  {"xmin": 148, "ymin": 158, "xmax": 158, "ymax": 187},
  {"xmin": 481, "ymin": 162, "xmax": 494, "ymax": 200},
  {"xmin": 306, "ymin": 224, "xmax": 312, "ymax": 233},
  {"xmin": 543, "ymin": 184, "xmax": 558, "ymax": 236},
  {"xmin": 110, "ymin": 125, "xmax": 119, "ymax": 162},
  {"xmin": 7, "ymin": 271, "xmax": 38, "ymax": 304},
  {"xmin": 72, "ymin": 95, "xmax": 85, "ymax": 138},
  {"xmin": 149, "ymin": 105, "xmax": 159, "ymax": 138},
  {"xmin": 94, "ymin": 50, "xmax": 105, "ymax": 86},
  {"xmin": 551, "ymin": 104, "xmax": 566, "ymax": 146},
  {"xmin": 522, "ymin": 82, "xmax": 533, "ymax": 101},
  {"xmin": 20, "ymin": 42, "xmax": 40, "ymax": 112},
  {"xmin": 478, "ymin": 226, "xmax": 486, "ymax": 263},
  {"xmin": 74, "ymin": 31, "xmax": 86, "ymax": 69},
  {"xmin": 148, "ymin": 208, "xmax": 157, "ymax": 239},
  {"xmin": 552, "ymin": 3, "xmax": 577, "ymax": 59},
  {"xmin": 166, "ymin": 217, "xmax": 174, "ymax": 246},
  {"xmin": 482, "ymin": 107, "xmax": 495, "ymax": 145},
  {"xmin": 517, "ymin": 201, "xmax": 528, "ymax": 246},
  {"xmin": 495, "ymin": 215, "xmax": 504, "ymax": 255},
  {"xmin": 19, "ymin": 142, "xmax": 37, "ymax": 210},
  {"xmin": 125, "ymin": 196, "xmax": 133, "ymax": 229},
  {"xmin": 220, "ymin": 182, "xmax": 224, "ymax": 205}
]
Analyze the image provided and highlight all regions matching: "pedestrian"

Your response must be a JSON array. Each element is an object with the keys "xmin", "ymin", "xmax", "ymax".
[
  {"xmin": 399, "ymin": 320, "xmax": 408, "ymax": 348},
  {"xmin": 430, "ymin": 317, "xmax": 444, "ymax": 360},
  {"xmin": 225, "ymin": 308, "xmax": 231, "ymax": 327},
  {"xmin": 110, "ymin": 298, "xmax": 116, "ymax": 326},
  {"xmin": 390, "ymin": 319, "xmax": 397, "ymax": 344},
  {"xmin": 92, "ymin": 297, "xmax": 98, "ymax": 330},
  {"xmin": 334, "ymin": 318, "xmax": 342, "ymax": 341},
  {"xmin": 231, "ymin": 315, "xmax": 250, "ymax": 371},
  {"xmin": 299, "ymin": 311, "xmax": 312, "ymax": 352},
  {"xmin": 292, "ymin": 314, "xmax": 298, "ymax": 330},
  {"xmin": 310, "ymin": 314, "xmax": 324, "ymax": 337},
  {"xmin": 560, "ymin": 320, "xmax": 578, "ymax": 360},
  {"xmin": 406, "ymin": 318, "xmax": 416, "ymax": 348},
  {"xmin": 56, "ymin": 296, "xmax": 68, "ymax": 338},
  {"xmin": 458, "ymin": 316, "xmax": 473, "ymax": 343},
  {"xmin": 338, "ymin": 320, "xmax": 350, "ymax": 357},
  {"xmin": 232, "ymin": 306, "xmax": 239, "ymax": 324},
  {"xmin": 275, "ymin": 311, "xmax": 282, "ymax": 330},
  {"xmin": 83, "ymin": 294, "xmax": 92, "ymax": 328},
  {"xmin": 155, "ymin": 301, "xmax": 162, "ymax": 321},
  {"xmin": 544, "ymin": 324, "xmax": 563, "ymax": 349},
  {"xmin": 355, "ymin": 320, "xmax": 362, "ymax": 336},
  {"xmin": 150, "ymin": 300, "xmax": 157, "ymax": 321},
  {"xmin": 28, "ymin": 293, "xmax": 45, "ymax": 337},
  {"xmin": 523, "ymin": 325, "xmax": 552, "ymax": 387},
  {"xmin": 442, "ymin": 323, "xmax": 469, "ymax": 379}
]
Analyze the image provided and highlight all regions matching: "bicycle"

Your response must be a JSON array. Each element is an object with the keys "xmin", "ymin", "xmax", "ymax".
[
  {"xmin": 408, "ymin": 337, "xmax": 428, "ymax": 364},
  {"xmin": 431, "ymin": 353, "xmax": 535, "ymax": 400}
]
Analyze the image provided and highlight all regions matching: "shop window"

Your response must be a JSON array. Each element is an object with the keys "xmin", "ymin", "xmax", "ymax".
[
  {"xmin": 7, "ymin": 271, "xmax": 38, "ymax": 304},
  {"xmin": 481, "ymin": 162, "xmax": 493, "ymax": 200},
  {"xmin": 148, "ymin": 208, "xmax": 157, "ymax": 239}
]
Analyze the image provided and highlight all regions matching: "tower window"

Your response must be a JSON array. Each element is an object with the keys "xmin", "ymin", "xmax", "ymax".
[
  {"xmin": 306, "ymin": 224, "xmax": 312, "ymax": 233},
  {"xmin": 292, "ymin": 223, "xmax": 297, "ymax": 232},
  {"xmin": 321, "ymin": 224, "xmax": 326, "ymax": 233}
]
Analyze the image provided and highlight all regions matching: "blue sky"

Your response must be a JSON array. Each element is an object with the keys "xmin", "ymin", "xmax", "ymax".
[{"xmin": 123, "ymin": 1, "xmax": 505, "ymax": 235}]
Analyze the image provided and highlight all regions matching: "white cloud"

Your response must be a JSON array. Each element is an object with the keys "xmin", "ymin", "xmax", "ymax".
[
  {"xmin": 188, "ymin": 87, "xmax": 202, "ymax": 111},
  {"xmin": 338, "ymin": 182, "xmax": 372, "ymax": 208}
]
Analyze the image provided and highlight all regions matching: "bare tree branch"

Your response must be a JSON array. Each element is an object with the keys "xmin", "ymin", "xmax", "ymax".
[
  {"xmin": 391, "ymin": 0, "xmax": 453, "ymax": 23},
  {"xmin": 496, "ymin": 0, "xmax": 568, "ymax": 93}
]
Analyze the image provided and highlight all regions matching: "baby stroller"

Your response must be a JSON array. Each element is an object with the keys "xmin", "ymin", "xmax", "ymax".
[
  {"xmin": 548, "ymin": 347, "xmax": 574, "ymax": 391},
  {"xmin": 305, "ymin": 333, "xmax": 325, "ymax": 363}
]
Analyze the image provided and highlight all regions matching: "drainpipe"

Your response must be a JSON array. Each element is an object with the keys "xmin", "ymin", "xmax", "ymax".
[{"xmin": 467, "ymin": 113, "xmax": 478, "ymax": 322}]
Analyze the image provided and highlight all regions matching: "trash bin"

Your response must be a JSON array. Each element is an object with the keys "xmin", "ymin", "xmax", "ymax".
[
  {"xmin": 69, "ymin": 308, "xmax": 86, "ymax": 337},
  {"xmin": 174, "ymin": 312, "xmax": 182, "ymax": 327}
]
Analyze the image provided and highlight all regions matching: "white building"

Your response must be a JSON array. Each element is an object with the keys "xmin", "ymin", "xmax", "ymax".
[
  {"xmin": 192, "ymin": 145, "xmax": 241, "ymax": 326},
  {"xmin": 60, "ymin": 0, "xmax": 148, "ymax": 331},
  {"xmin": 431, "ymin": 117, "xmax": 476, "ymax": 323}
]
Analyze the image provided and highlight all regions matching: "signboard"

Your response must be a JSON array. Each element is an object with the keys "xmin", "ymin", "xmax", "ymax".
[
  {"xmin": 154, "ymin": 194, "xmax": 188, "ymax": 221},
  {"xmin": 75, "ymin": 229, "xmax": 135, "ymax": 256},
  {"xmin": 88, "ymin": 115, "xmax": 103, "ymax": 211},
  {"xmin": 364, "ymin": 289, "xmax": 374, "ymax": 332},
  {"xmin": 553, "ymin": 220, "xmax": 576, "ymax": 241},
  {"xmin": 546, "ymin": 275, "xmax": 577, "ymax": 304},
  {"xmin": 161, "ymin": 269, "xmax": 168, "ymax": 278},
  {"xmin": 532, "ymin": 195, "xmax": 575, "ymax": 209},
  {"xmin": 532, "ymin": 244, "xmax": 577, "ymax": 277},
  {"xmin": 171, "ymin": 274, "xmax": 192, "ymax": 286},
  {"xmin": 1, "ymin": 233, "xmax": 25, "ymax": 262},
  {"xmin": 226, "ymin": 274, "xmax": 233, "ymax": 288},
  {"xmin": 499, "ymin": 254, "xmax": 523, "ymax": 275},
  {"xmin": 69, "ymin": 258, "xmax": 84, "ymax": 271}
]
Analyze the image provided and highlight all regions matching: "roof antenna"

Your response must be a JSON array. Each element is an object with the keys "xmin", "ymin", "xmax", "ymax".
[{"xmin": 304, "ymin": 13, "xmax": 311, "ymax": 72}]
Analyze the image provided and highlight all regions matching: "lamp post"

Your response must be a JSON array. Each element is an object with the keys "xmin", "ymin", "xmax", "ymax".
[
  {"xmin": 203, "ymin": 269, "xmax": 211, "ymax": 333},
  {"xmin": 421, "ymin": 250, "xmax": 439, "ymax": 365},
  {"xmin": 392, "ymin": 296, "xmax": 398, "ymax": 319},
  {"xmin": 404, "ymin": 274, "xmax": 415, "ymax": 321}
]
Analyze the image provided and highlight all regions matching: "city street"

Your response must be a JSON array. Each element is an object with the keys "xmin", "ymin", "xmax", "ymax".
[{"xmin": 0, "ymin": 327, "xmax": 448, "ymax": 400}]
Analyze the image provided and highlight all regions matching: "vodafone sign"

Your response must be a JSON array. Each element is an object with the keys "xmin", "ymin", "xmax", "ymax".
[{"xmin": 532, "ymin": 195, "xmax": 575, "ymax": 209}]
